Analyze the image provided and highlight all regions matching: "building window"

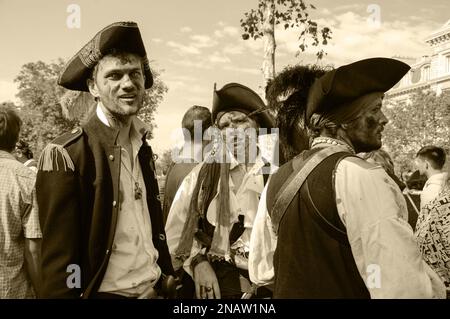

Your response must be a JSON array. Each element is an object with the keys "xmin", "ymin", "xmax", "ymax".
[
  {"xmin": 422, "ymin": 65, "xmax": 430, "ymax": 81},
  {"xmin": 446, "ymin": 54, "xmax": 450, "ymax": 74}
]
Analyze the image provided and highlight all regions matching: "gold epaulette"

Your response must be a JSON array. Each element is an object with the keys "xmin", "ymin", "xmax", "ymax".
[{"xmin": 37, "ymin": 127, "xmax": 83, "ymax": 172}]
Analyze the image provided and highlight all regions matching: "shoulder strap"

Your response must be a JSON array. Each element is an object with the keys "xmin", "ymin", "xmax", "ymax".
[
  {"xmin": 37, "ymin": 127, "xmax": 83, "ymax": 172},
  {"xmin": 270, "ymin": 146, "xmax": 347, "ymax": 236}
]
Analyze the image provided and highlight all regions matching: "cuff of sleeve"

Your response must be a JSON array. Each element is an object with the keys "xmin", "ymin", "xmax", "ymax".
[{"xmin": 190, "ymin": 253, "xmax": 208, "ymax": 273}]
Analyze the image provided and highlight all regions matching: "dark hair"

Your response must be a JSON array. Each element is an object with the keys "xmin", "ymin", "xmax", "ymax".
[
  {"xmin": 307, "ymin": 114, "xmax": 339, "ymax": 139},
  {"xmin": 0, "ymin": 104, "xmax": 22, "ymax": 152},
  {"xmin": 416, "ymin": 145, "xmax": 446, "ymax": 169},
  {"xmin": 15, "ymin": 139, "xmax": 33, "ymax": 159},
  {"xmin": 266, "ymin": 64, "xmax": 328, "ymax": 162},
  {"xmin": 181, "ymin": 105, "xmax": 212, "ymax": 141}
]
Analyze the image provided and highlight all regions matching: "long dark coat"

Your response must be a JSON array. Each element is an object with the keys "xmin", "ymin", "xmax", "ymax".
[{"xmin": 36, "ymin": 114, "xmax": 174, "ymax": 298}]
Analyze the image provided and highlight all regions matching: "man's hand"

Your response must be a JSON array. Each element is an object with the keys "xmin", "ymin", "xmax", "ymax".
[{"xmin": 193, "ymin": 260, "xmax": 221, "ymax": 299}]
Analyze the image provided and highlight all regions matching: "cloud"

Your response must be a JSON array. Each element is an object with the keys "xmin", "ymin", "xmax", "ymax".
[
  {"xmin": 223, "ymin": 26, "xmax": 239, "ymax": 37},
  {"xmin": 190, "ymin": 34, "xmax": 218, "ymax": 48},
  {"xmin": 0, "ymin": 81, "xmax": 18, "ymax": 104},
  {"xmin": 169, "ymin": 58, "xmax": 212, "ymax": 69},
  {"xmin": 152, "ymin": 38, "xmax": 162, "ymax": 43},
  {"xmin": 214, "ymin": 25, "xmax": 240, "ymax": 38},
  {"xmin": 223, "ymin": 65, "xmax": 260, "ymax": 75},
  {"xmin": 180, "ymin": 26, "xmax": 192, "ymax": 33},
  {"xmin": 274, "ymin": 10, "xmax": 437, "ymax": 67},
  {"xmin": 208, "ymin": 51, "xmax": 231, "ymax": 64},
  {"xmin": 166, "ymin": 41, "xmax": 201, "ymax": 55},
  {"xmin": 223, "ymin": 44, "xmax": 245, "ymax": 55}
]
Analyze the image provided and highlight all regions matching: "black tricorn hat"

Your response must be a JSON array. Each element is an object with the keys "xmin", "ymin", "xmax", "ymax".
[
  {"xmin": 212, "ymin": 82, "xmax": 275, "ymax": 130},
  {"xmin": 58, "ymin": 21, "xmax": 153, "ymax": 92},
  {"xmin": 306, "ymin": 57, "xmax": 410, "ymax": 121}
]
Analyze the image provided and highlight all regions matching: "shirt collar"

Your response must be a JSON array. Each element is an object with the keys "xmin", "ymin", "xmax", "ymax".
[
  {"xmin": 228, "ymin": 151, "xmax": 265, "ymax": 175},
  {"xmin": 427, "ymin": 171, "xmax": 448, "ymax": 183},
  {"xmin": 96, "ymin": 103, "xmax": 150, "ymax": 141}
]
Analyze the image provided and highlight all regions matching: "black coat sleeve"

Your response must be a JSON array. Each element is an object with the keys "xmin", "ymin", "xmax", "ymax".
[{"xmin": 36, "ymin": 151, "xmax": 81, "ymax": 298}]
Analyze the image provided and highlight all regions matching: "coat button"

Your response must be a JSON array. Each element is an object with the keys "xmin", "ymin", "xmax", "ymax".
[
  {"xmin": 159, "ymin": 233, "xmax": 166, "ymax": 241},
  {"xmin": 109, "ymin": 155, "xmax": 114, "ymax": 161},
  {"xmin": 112, "ymin": 200, "xmax": 117, "ymax": 207},
  {"xmin": 105, "ymin": 249, "xmax": 110, "ymax": 255}
]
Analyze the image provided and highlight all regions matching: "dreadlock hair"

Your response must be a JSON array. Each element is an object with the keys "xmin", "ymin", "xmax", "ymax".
[
  {"xmin": 266, "ymin": 64, "xmax": 328, "ymax": 163},
  {"xmin": 307, "ymin": 114, "xmax": 340, "ymax": 140}
]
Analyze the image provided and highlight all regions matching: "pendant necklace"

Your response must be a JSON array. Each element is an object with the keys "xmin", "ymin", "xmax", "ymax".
[{"xmin": 121, "ymin": 151, "xmax": 143, "ymax": 200}]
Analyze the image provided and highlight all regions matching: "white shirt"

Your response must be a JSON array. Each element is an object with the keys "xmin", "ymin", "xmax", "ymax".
[
  {"xmin": 420, "ymin": 172, "xmax": 448, "ymax": 210},
  {"xmin": 165, "ymin": 153, "xmax": 266, "ymax": 278},
  {"xmin": 249, "ymin": 143, "xmax": 446, "ymax": 298},
  {"xmin": 96, "ymin": 104, "xmax": 161, "ymax": 297}
]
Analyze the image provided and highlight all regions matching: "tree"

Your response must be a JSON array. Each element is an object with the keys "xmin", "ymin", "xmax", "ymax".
[
  {"xmin": 240, "ymin": 0, "xmax": 332, "ymax": 88},
  {"xmin": 15, "ymin": 60, "xmax": 168, "ymax": 155},
  {"xmin": 15, "ymin": 60, "xmax": 78, "ymax": 156},
  {"xmin": 383, "ymin": 90, "xmax": 450, "ymax": 174},
  {"xmin": 137, "ymin": 68, "xmax": 168, "ymax": 139},
  {"xmin": 155, "ymin": 149, "xmax": 174, "ymax": 176}
]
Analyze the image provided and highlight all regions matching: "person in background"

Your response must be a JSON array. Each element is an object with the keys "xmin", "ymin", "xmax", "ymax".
[
  {"xmin": 0, "ymin": 105, "xmax": 41, "ymax": 298},
  {"xmin": 415, "ymin": 146, "xmax": 448, "ymax": 210},
  {"xmin": 249, "ymin": 64, "xmax": 326, "ymax": 289},
  {"xmin": 166, "ymin": 83, "xmax": 274, "ymax": 299},
  {"xmin": 416, "ymin": 168, "xmax": 450, "ymax": 297},
  {"xmin": 359, "ymin": 149, "xmax": 405, "ymax": 191},
  {"xmin": 162, "ymin": 105, "xmax": 212, "ymax": 299},
  {"xmin": 13, "ymin": 139, "xmax": 38, "ymax": 173},
  {"xmin": 162, "ymin": 105, "xmax": 212, "ymax": 224}
]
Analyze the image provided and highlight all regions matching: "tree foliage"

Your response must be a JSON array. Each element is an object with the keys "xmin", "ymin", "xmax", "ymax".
[
  {"xmin": 15, "ymin": 59, "xmax": 78, "ymax": 156},
  {"xmin": 240, "ymin": 0, "xmax": 332, "ymax": 59},
  {"xmin": 138, "ymin": 68, "xmax": 168, "ymax": 139},
  {"xmin": 155, "ymin": 149, "xmax": 174, "ymax": 176},
  {"xmin": 14, "ymin": 60, "xmax": 168, "ymax": 156},
  {"xmin": 383, "ymin": 90, "xmax": 450, "ymax": 174}
]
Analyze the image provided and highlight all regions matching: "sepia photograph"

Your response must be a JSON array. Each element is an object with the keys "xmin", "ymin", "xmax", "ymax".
[{"xmin": 0, "ymin": 0, "xmax": 449, "ymax": 312}]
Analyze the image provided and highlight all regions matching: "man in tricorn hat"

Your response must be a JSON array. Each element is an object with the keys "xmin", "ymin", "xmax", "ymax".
[
  {"xmin": 165, "ymin": 83, "xmax": 275, "ymax": 299},
  {"xmin": 36, "ymin": 22, "xmax": 174, "ymax": 299},
  {"xmin": 250, "ymin": 58, "xmax": 446, "ymax": 298}
]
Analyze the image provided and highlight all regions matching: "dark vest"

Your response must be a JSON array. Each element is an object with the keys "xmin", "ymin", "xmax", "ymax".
[{"xmin": 267, "ymin": 149, "xmax": 370, "ymax": 299}]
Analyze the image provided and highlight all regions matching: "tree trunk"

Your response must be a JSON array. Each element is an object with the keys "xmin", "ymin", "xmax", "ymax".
[{"xmin": 262, "ymin": 0, "xmax": 276, "ymax": 91}]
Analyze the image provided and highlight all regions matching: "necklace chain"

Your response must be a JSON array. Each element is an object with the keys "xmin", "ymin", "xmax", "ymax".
[
  {"xmin": 121, "ymin": 148, "xmax": 143, "ymax": 200},
  {"xmin": 311, "ymin": 137, "xmax": 354, "ymax": 153}
]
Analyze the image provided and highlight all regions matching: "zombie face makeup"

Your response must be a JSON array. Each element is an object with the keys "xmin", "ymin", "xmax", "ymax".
[{"xmin": 344, "ymin": 96, "xmax": 388, "ymax": 153}]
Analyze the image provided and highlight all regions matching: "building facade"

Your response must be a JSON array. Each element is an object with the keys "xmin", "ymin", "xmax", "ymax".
[{"xmin": 387, "ymin": 19, "xmax": 450, "ymax": 101}]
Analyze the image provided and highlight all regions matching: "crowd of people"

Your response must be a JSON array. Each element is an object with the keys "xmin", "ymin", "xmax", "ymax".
[{"xmin": 1, "ymin": 21, "xmax": 449, "ymax": 299}]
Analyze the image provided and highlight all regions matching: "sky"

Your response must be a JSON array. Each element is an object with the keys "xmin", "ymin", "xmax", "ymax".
[{"xmin": 0, "ymin": 0, "xmax": 449, "ymax": 154}]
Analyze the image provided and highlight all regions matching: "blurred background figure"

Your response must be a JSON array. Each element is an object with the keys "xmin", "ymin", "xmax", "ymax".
[
  {"xmin": 415, "ymin": 146, "xmax": 448, "ymax": 210},
  {"xmin": 0, "ymin": 105, "xmax": 41, "ymax": 298},
  {"xmin": 415, "ymin": 168, "xmax": 450, "ymax": 296},
  {"xmin": 359, "ymin": 149, "xmax": 405, "ymax": 191},
  {"xmin": 162, "ymin": 105, "xmax": 212, "ymax": 225},
  {"xmin": 359, "ymin": 149, "xmax": 428, "ymax": 229},
  {"xmin": 13, "ymin": 139, "xmax": 37, "ymax": 172}
]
